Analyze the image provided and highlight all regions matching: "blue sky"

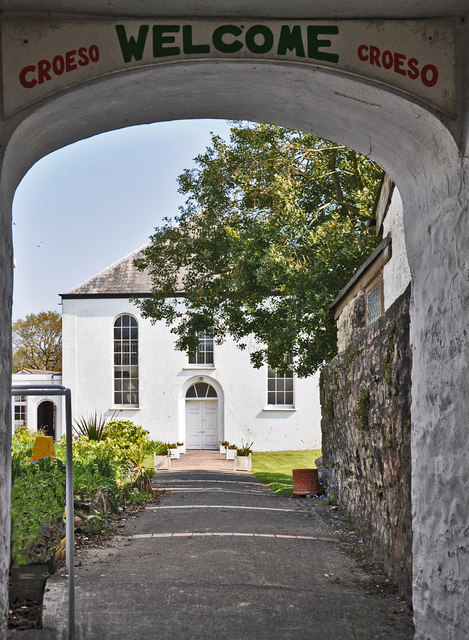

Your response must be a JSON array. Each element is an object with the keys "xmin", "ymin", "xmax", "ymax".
[{"xmin": 12, "ymin": 119, "xmax": 232, "ymax": 320}]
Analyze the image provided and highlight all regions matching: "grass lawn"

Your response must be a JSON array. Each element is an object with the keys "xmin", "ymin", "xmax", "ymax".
[{"xmin": 251, "ymin": 450, "xmax": 322, "ymax": 496}]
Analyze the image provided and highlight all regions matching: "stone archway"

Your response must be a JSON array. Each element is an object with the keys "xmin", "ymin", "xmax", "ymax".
[{"xmin": 1, "ymin": 12, "xmax": 468, "ymax": 640}]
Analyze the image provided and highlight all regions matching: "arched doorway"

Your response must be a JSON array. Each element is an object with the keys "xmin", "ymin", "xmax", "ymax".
[
  {"xmin": 185, "ymin": 382, "xmax": 218, "ymax": 450},
  {"xmin": 37, "ymin": 400, "xmax": 55, "ymax": 439}
]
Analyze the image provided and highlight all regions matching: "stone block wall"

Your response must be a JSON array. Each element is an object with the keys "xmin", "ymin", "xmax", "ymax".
[{"xmin": 320, "ymin": 285, "xmax": 412, "ymax": 602}]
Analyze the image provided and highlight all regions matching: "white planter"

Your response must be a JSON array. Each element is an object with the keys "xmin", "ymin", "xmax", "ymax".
[
  {"xmin": 219, "ymin": 445, "xmax": 226, "ymax": 455},
  {"xmin": 169, "ymin": 447, "xmax": 179, "ymax": 460},
  {"xmin": 234, "ymin": 454, "xmax": 252, "ymax": 472},
  {"xmin": 178, "ymin": 444, "xmax": 185, "ymax": 455},
  {"xmin": 154, "ymin": 454, "xmax": 171, "ymax": 470},
  {"xmin": 226, "ymin": 448, "xmax": 236, "ymax": 460}
]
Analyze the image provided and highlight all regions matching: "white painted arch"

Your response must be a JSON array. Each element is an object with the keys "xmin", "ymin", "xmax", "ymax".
[{"xmin": 1, "ymin": 50, "xmax": 469, "ymax": 640}]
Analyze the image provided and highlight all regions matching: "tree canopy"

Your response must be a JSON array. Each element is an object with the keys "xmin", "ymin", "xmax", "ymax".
[
  {"xmin": 135, "ymin": 123, "xmax": 383, "ymax": 376},
  {"xmin": 12, "ymin": 310, "xmax": 62, "ymax": 373}
]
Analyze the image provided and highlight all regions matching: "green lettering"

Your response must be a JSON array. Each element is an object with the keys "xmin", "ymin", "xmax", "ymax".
[
  {"xmin": 153, "ymin": 25, "xmax": 180, "ymax": 58},
  {"xmin": 245, "ymin": 25, "xmax": 274, "ymax": 55},
  {"xmin": 115, "ymin": 24, "xmax": 149, "ymax": 63},
  {"xmin": 182, "ymin": 25, "xmax": 210, "ymax": 55},
  {"xmin": 277, "ymin": 25, "xmax": 305, "ymax": 58},
  {"xmin": 307, "ymin": 26, "xmax": 339, "ymax": 63},
  {"xmin": 212, "ymin": 25, "xmax": 243, "ymax": 54}
]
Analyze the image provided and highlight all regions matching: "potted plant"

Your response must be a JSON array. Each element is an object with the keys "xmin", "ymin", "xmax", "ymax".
[
  {"xmin": 177, "ymin": 442, "xmax": 185, "ymax": 455},
  {"xmin": 168, "ymin": 443, "xmax": 179, "ymax": 460},
  {"xmin": 153, "ymin": 443, "xmax": 171, "ymax": 470},
  {"xmin": 234, "ymin": 441, "xmax": 253, "ymax": 471},
  {"xmin": 219, "ymin": 440, "xmax": 229, "ymax": 455},
  {"xmin": 226, "ymin": 444, "xmax": 237, "ymax": 461}
]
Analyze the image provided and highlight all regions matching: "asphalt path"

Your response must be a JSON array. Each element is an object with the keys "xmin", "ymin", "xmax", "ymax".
[{"xmin": 37, "ymin": 467, "xmax": 414, "ymax": 640}]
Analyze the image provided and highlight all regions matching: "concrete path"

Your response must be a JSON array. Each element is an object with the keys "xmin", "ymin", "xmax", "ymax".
[{"xmin": 32, "ymin": 451, "xmax": 414, "ymax": 639}]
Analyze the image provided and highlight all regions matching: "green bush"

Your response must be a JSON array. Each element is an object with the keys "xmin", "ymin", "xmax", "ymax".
[
  {"xmin": 11, "ymin": 419, "xmax": 162, "ymax": 563},
  {"xmin": 11, "ymin": 456, "xmax": 66, "ymax": 564}
]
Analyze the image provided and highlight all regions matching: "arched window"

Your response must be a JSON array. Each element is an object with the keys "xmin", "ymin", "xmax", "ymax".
[
  {"xmin": 114, "ymin": 314, "xmax": 139, "ymax": 405},
  {"xmin": 186, "ymin": 382, "xmax": 217, "ymax": 399}
]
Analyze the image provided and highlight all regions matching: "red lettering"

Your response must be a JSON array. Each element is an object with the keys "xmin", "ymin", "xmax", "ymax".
[
  {"xmin": 369, "ymin": 46, "xmax": 381, "ymax": 67},
  {"xmin": 89, "ymin": 45, "xmax": 99, "ymax": 63},
  {"xmin": 52, "ymin": 54, "xmax": 65, "ymax": 76},
  {"xmin": 37, "ymin": 59, "xmax": 52, "ymax": 84},
  {"xmin": 78, "ymin": 47, "xmax": 89, "ymax": 67},
  {"xmin": 17, "ymin": 44, "xmax": 99, "ymax": 91},
  {"xmin": 381, "ymin": 50, "xmax": 393, "ymax": 70},
  {"xmin": 421, "ymin": 64, "xmax": 438, "ymax": 88},
  {"xmin": 407, "ymin": 57, "xmax": 419, "ymax": 80},
  {"xmin": 19, "ymin": 65, "xmax": 37, "ymax": 89},
  {"xmin": 393, "ymin": 52, "xmax": 406, "ymax": 76},
  {"xmin": 65, "ymin": 49, "xmax": 77, "ymax": 72},
  {"xmin": 356, "ymin": 45, "xmax": 438, "ymax": 91},
  {"xmin": 357, "ymin": 44, "xmax": 368, "ymax": 62}
]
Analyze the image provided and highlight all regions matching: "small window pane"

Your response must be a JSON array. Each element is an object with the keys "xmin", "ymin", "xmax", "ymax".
[
  {"xmin": 186, "ymin": 386, "xmax": 197, "ymax": 398},
  {"xmin": 367, "ymin": 284, "xmax": 381, "ymax": 324},
  {"xmin": 207, "ymin": 386, "xmax": 217, "ymax": 398},
  {"xmin": 195, "ymin": 383, "xmax": 209, "ymax": 397}
]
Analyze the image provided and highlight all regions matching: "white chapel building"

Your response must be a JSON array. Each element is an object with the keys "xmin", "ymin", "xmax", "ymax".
[{"xmin": 56, "ymin": 247, "xmax": 321, "ymax": 451}]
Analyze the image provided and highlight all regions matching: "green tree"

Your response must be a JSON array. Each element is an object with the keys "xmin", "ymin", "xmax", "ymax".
[
  {"xmin": 12, "ymin": 310, "xmax": 62, "ymax": 372},
  {"xmin": 135, "ymin": 123, "xmax": 383, "ymax": 376}
]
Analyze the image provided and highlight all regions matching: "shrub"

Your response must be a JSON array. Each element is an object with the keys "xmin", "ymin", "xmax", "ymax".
[
  {"xmin": 11, "ymin": 456, "xmax": 66, "ymax": 564},
  {"xmin": 73, "ymin": 412, "xmax": 108, "ymax": 441}
]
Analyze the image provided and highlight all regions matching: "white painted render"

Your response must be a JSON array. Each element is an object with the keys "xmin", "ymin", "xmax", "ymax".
[
  {"xmin": 382, "ymin": 189, "xmax": 411, "ymax": 311},
  {"xmin": 62, "ymin": 297, "xmax": 321, "ymax": 451}
]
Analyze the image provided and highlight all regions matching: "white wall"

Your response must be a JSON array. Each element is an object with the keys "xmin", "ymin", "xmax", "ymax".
[
  {"xmin": 62, "ymin": 297, "xmax": 321, "ymax": 451},
  {"xmin": 383, "ymin": 188, "xmax": 411, "ymax": 310}
]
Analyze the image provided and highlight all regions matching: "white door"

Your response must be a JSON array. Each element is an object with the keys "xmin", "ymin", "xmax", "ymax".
[{"xmin": 186, "ymin": 400, "xmax": 218, "ymax": 449}]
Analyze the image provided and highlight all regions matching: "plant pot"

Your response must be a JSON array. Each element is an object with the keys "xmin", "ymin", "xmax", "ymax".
[
  {"xmin": 292, "ymin": 468, "xmax": 319, "ymax": 496},
  {"xmin": 169, "ymin": 447, "xmax": 179, "ymax": 460},
  {"xmin": 154, "ymin": 454, "xmax": 171, "ymax": 470},
  {"xmin": 219, "ymin": 445, "xmax": 226, "ymax": 455},
  {"xmin": 234, "ymin": 453, "xmax": 251, "ymax": 471},
  {"xmin": 178, "ymin": 444, "xmax": 185, "ymax": 455},
  {"xmin": 226, "ymin": 448, "xmax": 236, "ymax": 461}
]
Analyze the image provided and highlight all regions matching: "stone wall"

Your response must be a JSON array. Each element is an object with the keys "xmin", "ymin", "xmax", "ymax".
[{"xmin": 320, "ymin": 285, "xmax": 412, "ymax": 602}]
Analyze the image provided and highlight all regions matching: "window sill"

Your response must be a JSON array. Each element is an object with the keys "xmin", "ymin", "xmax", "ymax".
[
  {"xmin": 111, "ymin": 405, "xmax": 140, "ymax": 410},
  {"xmin": 263, "ymin": 406, "xmax": 296, "ymax": 412},
  {"xmin": 183, "ymin": 366, "xmax": 216, "ymax": 370}
]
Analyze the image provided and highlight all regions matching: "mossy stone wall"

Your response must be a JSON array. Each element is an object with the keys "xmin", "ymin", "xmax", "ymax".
[{"xmin": 320, "ymin": 285, "xmax": 412, "ymax": 602}]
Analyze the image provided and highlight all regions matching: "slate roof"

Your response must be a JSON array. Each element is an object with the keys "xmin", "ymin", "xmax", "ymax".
[{"xmin": 61, "ymin": 245, "xmax": 154, "ymax": 298}]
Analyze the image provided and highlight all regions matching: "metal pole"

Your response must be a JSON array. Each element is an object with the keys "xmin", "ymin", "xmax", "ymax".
[{"xmin": 65, "ymin": 389, "xmax": 75, "ymax": 640}]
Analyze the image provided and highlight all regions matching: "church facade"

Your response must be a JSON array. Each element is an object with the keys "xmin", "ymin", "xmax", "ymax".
[{"xmin": 58, "ymin": 248, "xmax": 321, "ymax": 451}]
